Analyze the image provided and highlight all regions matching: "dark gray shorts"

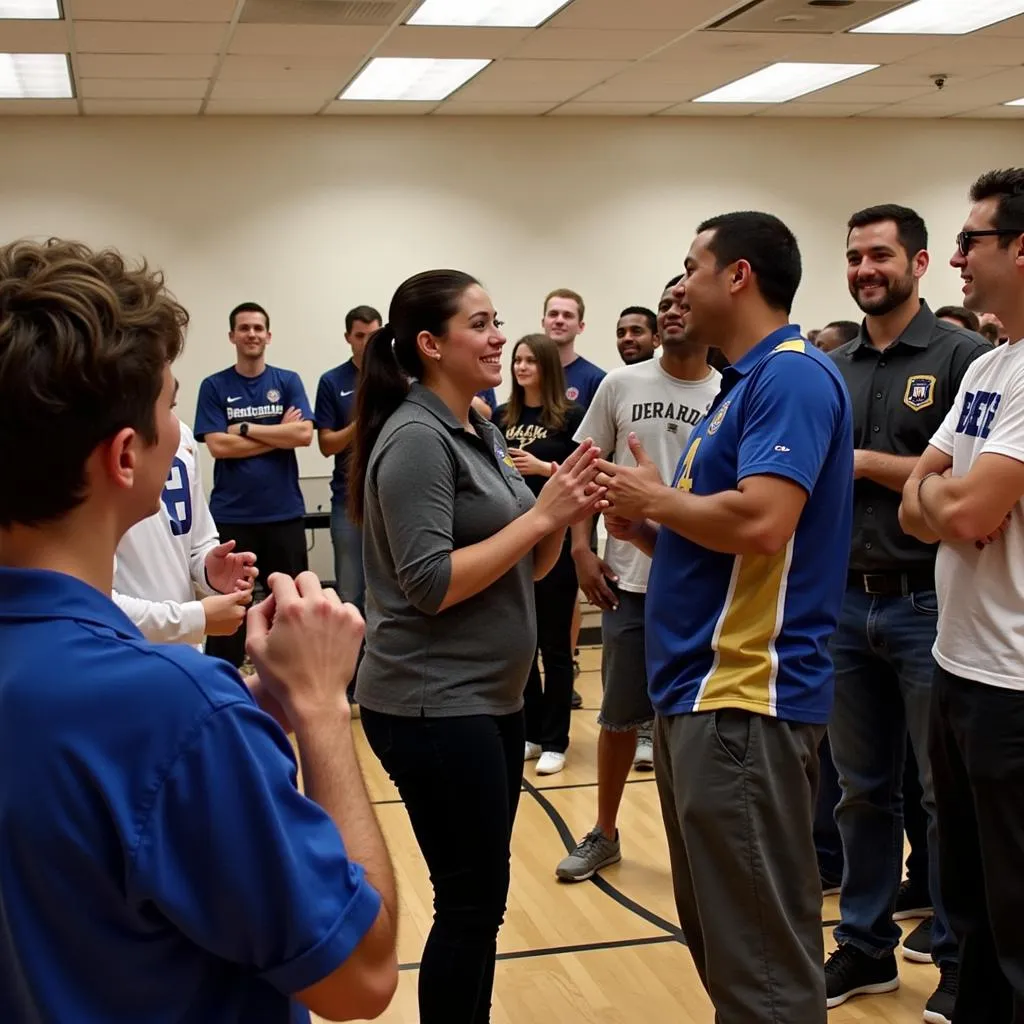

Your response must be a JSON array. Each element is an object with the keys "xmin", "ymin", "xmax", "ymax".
[{"xmin": 599, "ymin": 587, "xmax": 654, "ymax": 732}]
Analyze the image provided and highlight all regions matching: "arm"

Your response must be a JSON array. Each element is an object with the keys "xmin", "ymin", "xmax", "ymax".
[
  {"xmin": 112, "ymin": 588, "xmax": 206, "ymax": 646},
  {"xmin": 854, "ymin": 450, "xmax": 920, "ymax": 493},
  {"xmin": 318, "ymin": 422, "xmax": 357, "ymax": 458},
  {"xmin": 471, "ymin": 396, "xmax": 494, "ymax": 420},
  {"xmin": 233, "ymin": 418, "xmax": 313, "ymax": 450},
  {"xmin": 917, "ymin": 453, "xmax": 1024, "ymax": 542},
  {"xmin": 204, "ymin": 432, "xmax": 273, "ymax": 460},
  {"xmin": 533, "ymin": 526, "xmax": 568, "ymax": 580},
  {"xmin": 186, "ymin": 443, "xmax": 220, "ymax": 595},
  {"xmin": 898, "ymin": 445, "xmax": 952, "ymax": 544}
]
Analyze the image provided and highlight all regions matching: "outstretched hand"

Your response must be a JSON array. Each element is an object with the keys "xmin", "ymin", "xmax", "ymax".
[
  {"xmin": 534, "ymin": 439, "xmax": 608, "ymax": 530},
  {"xmin": 595, "ymin": 434, "xmax": 665, "ymax": 522},
  {"xmin": 205, "ymin": 539, "xmax": 257, "ymax": 595}
]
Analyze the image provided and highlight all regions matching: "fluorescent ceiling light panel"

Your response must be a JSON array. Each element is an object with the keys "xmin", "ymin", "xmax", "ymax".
[
  {"xmin": 408, "ymin": 0, "xmax": 572, "ymax": 27},
  {"xmin": 0, "ymin": 52, "xmax": 72, "ymax": 98},
  {"xmin": 1005, "ymin": 96, "xmax": 1024, "ymax": 106},
  {"xmin": 340, "ymin": 58, "xmax": 490, "ymax": 101},
  {"xmin": 851, "ymin": 0, "xmax": 1024, "ymax": 35},
  {"xmin": 693, "ymin": 62, "xmax": 877, "ymax": 104},
  {"xmin": 0, "ymin": 0, "xmax": 61, "ymax": 17}
]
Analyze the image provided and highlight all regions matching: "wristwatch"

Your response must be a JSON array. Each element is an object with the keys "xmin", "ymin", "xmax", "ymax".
[{"xmin": 239, "ymin": 422, "xmax": 249, "ymax": 437}]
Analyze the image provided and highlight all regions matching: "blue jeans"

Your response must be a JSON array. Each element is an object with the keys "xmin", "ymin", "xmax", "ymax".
[
  {"xmin": 330, "ymin": 501, "xmax": 364, "ymax": 612},
  {"xmin": 829, "ymin": 586, "xmax": 957, "ymax": 966}
]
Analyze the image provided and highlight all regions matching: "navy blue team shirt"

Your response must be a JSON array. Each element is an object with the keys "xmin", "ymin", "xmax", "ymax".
[
  {"xmin": 564, "ymin": 356, "xmax": 606, "ymax": 411},
  {"xmin": 0, "ymin": 568, "xmax": 380, "ymax": 1024},
  {"xmin": 313, "ymin": 359, "xmax": 359, "ymax": 506},
  {"xmin": 195, "ymin": 365, "xmax": 312, "ymax": 524}
]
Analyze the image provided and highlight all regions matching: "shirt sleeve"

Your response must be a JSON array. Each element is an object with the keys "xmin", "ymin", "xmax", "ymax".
[
  {"xmin": 285, "ymin": 371, "xmax": 314, "ymax": 421},
  {"xmin": 980, "ymin": 369, "xmax": 1024, "ymax": 465},
  {"xmin": 477, "ymin": 388, "xmax": 498, "ymax": 411},
  {"xmin": 128, "ymin": 688, "xmax": 381, "ymax": 996},
  {"xmin": 929, "ymin": 393, "xmax": 961, "ymax": 457},
  {"xmin": 737, "ymin": 352, "xmax": 845, "ymax": 494},
  {"xmin": 575, "ymin": 377, "xmax": 616, "ymax": 454},
  {"xmin": 313, "ymin": 372, "xmax": 340, "ymax": 430},
  {"xmin": 187, "ymin": 452, "xmax": 220, "ymax": 596},
  {"xmin": 193, "ymin": 378, "xmax": 226, "ymax": 442},
  {"xmin": 371, "ymin": 422, "xmax": 456, "ymax": 615},
  {"xmin": 111, "ymin": 589, "xmax": 207, "ymax": 646}
]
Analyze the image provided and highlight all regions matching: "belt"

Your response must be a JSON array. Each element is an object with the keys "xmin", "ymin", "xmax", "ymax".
[{"xmin": 846, "ymin": 569, "xmax": 935, "ymax": 597}]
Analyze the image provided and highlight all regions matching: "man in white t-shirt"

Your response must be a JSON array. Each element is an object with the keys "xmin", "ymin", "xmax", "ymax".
[
  {"xmin": 557, "ymin": 275, "xmax": 721, "ymax": 882},
  {"xmin": 114, "ymin": 416, "xmax": 257, "ymax": 647},
  {"xmin": 900, "ymin": 167, "xmax": 1024, "ymax": 1020}
]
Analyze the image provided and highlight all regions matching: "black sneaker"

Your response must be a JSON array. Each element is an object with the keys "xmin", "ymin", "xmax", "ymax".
[
  {"xmin": 902, "ymin": 915, "xmax": 934, "ymax": 963},
  {"xmin": 894, "ymin": 878, "xmax": 932, "ymax": 921},
  {"xmin": 820, "ymin": 875, "xmax": 842, "ymax": 897},
  {"xmin": 571, "ymin": 688, "xmax": 583, "ymax": 709},
  {"xmin": 923, "ymin": 961, "xmax": 957, "ymax": 1024},
  {"xmin": 824, "ymin": 945, "xmax": 900, "ymax": 1008}
]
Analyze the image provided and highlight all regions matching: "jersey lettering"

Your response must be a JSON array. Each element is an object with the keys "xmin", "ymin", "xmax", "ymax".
[{"xmin": 161, "ymin": 457, "xmax": 192, "ymax": 536}]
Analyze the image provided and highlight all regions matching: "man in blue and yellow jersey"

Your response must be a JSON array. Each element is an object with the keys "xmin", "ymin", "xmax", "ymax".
[{"xmin": 595, "ymin": 211, "xmax": 854, "ymax": 1024}]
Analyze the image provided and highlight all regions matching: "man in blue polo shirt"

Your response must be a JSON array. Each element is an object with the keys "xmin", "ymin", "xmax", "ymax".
[
  {"xmin": 0, "ymin": 238, "xmax": 397, "ymax": 1023},
  {"xmin": 195, "ymin": 301, "xmax": 313, "ymax": 667},
  {"xmin": 596, "ymin": 212, "xmax": 853, "ymax": 1024}
]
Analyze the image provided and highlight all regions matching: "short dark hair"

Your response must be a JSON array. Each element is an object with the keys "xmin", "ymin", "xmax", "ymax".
[
  {"xmin": 664, "ymin": 274, "xmax": 683, "ymax": 291},
  {"xmin": 935, "ymin": 305, "xmax": 980, "ymax": 332},
  {"xmin": 969, "ymin": 168, "xmax": 1024, "ymax": 248},
  {"xmin": 847, "ymin": 204, "xmax": 928, "ymax": 258},
  {"xmin": 619, "ymin": 305, "xmax": 657, "ymax": 333},
  {"xmin": 0, "ymin": 238, "xmax": 188, "ymax": 528},
  {"xmin": 345, "ymin": 305, "xmax": 382, "ymax": 334},
  {"xmin": 979, "ymin": 322, "xmax": 1000, "ymax": 343},
  {"xmin": 697, "ymin": 211, "xmax": 802, "ymax": 314},
  {"xmin": 229, "ymin": 301, "xmax": 269, "ymax": 331},
  {"xmin": 824, "ymin": 320, "xmax": 860, "ymax": 345}
]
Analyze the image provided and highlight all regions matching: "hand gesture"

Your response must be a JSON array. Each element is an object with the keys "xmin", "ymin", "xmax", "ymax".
[
  {"xmin": 533, "ymin": 439, "xmax": 607, "ymax": 530},
  {"xmin": 245, "ymin": 573, "xmax": 364, "ymax": 726},
  {"xmin": 603, "ymin": 513, "xmax": 643, "ymax": 542},
  {"xmin": 595, "ymin": 434, "xmax": 665, "ymax": 522},
  {"xmin": 201, "ymin": 589, "xmax": 251, "ymax": 636},
  {"xmin": 573, "ymin": 548, "xmax": 619, "ymax": 611},
  {"xmin": 205, "ymin": 538, "xmax": 257, "ymax": 594},
  {"xmin": 508, "ymin": 447, "xmax": 551, "ymax": 478}
]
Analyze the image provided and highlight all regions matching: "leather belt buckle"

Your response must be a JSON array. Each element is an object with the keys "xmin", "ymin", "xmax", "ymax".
[{"xmin": 862, "ymin": 574, "xmax": 886, "ymax": 595}]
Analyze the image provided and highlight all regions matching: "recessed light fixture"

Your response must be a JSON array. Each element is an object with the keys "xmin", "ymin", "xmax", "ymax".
[
  {"xmin": 0, "ymin": 52, "xmax": 72, "ymax": 98},
  {"xmin": 0, "ymin": 0, "xmax": 61, "ymax": 17},
  {"xmin": 339, "ymin": 57, "xmax": 490, "ymax": 101},
  {"xmin": 408, "ymin": 0, "xmax": 572, "ymax": 28},
  {"xmin": 693, "ymin": 62, "xmax": 877, "ymax": 104},
  {"xmin": 851, "ymin": 0, "xmax": 1024, "ymax": 35}
]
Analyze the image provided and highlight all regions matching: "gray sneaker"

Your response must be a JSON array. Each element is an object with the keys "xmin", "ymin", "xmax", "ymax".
[{"xmin": 556, "ymin": 827, "xmax": 622, "ymax": 882}]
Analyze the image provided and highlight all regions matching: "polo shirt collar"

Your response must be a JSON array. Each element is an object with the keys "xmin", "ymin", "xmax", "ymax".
[
  {"xmin": 853, "ymin": 300, "xmax": 935, "ymax": 354},
  {"xmin": 406, "ymin": 382, "xmax": 486, "ymax": 434},
  {"xmin": 729, "ymin": 323, "xmax": 805, "ymax": 378},
  {"xmin": 0, "ymin": 567, "xmax": 142, "ymax": 639}
]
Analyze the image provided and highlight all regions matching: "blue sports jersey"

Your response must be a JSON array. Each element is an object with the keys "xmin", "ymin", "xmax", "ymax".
[
  {"xmin": 564, "ymin": 355, "xmax": 606, "ymax": 411},
  {"xmin": 476, "ymin": 388, "xmax": 498, "ymax": 412},
  {"xmin": 313, "ymin": 359, "xmax": 359, "ymax": 505},
  {"xmin": 645, "ymin": 327, "xmax": 854, "ymax": 725},
  {"xmin": 194, "ymin": 365, "xmax": 312, "ymax": 524},
  {"xmin": 0, "ymin": 568, "xmax": 380, "ymax": 1024}
]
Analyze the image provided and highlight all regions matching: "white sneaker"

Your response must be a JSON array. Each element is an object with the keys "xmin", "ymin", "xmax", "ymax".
[
  {"xmin": 633, "ymin": 736, "xmax": 654, "ymax": 771},
  {"xmin": 536, "ymin": 751, "xmax": 566, "ymax": 775},
  {"xmin": 524, "ymin": 741, "xmax": 542, "ymax": 761}
]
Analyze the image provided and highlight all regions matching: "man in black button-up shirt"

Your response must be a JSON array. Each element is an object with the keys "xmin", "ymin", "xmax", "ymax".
[{"xmin": 822, "ymin": 205, "xmax": 988, "ymax": 1021}]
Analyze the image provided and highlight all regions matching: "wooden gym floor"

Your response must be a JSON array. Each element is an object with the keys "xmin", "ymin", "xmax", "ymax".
[{"xmin": 322, "ymin": 646, "xmax": 938, "ymax": 1024}]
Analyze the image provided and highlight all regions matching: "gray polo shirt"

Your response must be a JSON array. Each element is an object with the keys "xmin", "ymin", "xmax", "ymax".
[
  {"xmin": 830, "ymin": 301, "xmax": 989, "ymax": 573},
  {"xmin": 355, "ymin": 384, "xmax": 538, "ymax": 717}
]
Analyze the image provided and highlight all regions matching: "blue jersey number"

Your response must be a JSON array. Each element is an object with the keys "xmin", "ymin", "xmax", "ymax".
[{"xmin": 162, "ymin": 457, "xmax": 193, "ymax": 536}]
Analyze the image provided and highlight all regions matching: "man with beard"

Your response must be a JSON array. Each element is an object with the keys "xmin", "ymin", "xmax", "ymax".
[
  {"xmin": 615, "ymin": 306, "xmax": 660, "ymax": 364},
  {"xmin": 824, "ymin": 205, "xmax": 987, "ymax": 1023}
]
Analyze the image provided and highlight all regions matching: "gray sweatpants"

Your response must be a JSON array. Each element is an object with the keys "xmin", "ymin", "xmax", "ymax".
[{"xmin": 654, "ymin": 709, "xmax": 826, "ymax": 1024}]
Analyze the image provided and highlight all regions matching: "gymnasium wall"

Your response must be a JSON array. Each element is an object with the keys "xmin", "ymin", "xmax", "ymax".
[{"xmin": 1, "ymin": 113, "xmax": 1023, "ymax": 479}]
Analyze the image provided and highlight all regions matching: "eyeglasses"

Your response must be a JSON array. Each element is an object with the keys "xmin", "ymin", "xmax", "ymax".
[{"xmin": 956, "ymin": 229, "xmax": 1024, "ymax": 257}]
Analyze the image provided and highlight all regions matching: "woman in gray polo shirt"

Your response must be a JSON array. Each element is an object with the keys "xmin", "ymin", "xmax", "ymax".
[{"xmin": 348, "ymin": 270, "xmax": 604, "ymax": 1024}]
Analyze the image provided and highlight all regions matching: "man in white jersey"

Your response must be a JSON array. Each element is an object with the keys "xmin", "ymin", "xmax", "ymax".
[
  {"xmin": 900, "ymin": 167, "xmax": 1024, "ymax": 1021},
  {"xmin": 557, "ymin": 275, "xmax": 721, "ymax": 882},
  {"xmin": 114, "ymin": 402, "xmax": 257, "ymax": 647}
]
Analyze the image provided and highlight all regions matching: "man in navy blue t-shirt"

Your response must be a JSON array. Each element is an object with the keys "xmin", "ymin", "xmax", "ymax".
[
  {"xmin": 195, "ymin": 302, "xmax": 313, "ymax": 667},
  {"xmin": 0, "ymin": 238, "xmax": 397, "ymax": 1023},
  {"xmin": 314, "ymin": 304, "xmax": 380, "ymax": 610}
]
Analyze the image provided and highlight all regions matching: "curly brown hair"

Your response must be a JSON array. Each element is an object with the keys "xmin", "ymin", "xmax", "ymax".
[{"xmin": 0, "ymin": 238, "xmax": 189, "ymax": 528}]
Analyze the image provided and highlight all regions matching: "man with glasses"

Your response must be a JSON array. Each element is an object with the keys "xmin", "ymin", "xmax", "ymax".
[
  {"xmin": 901, "ymin": 168, "xmax": 1024, "ymax": 1023},
  {"xmin": 823, "ymin": 205, "xmax": 987, "ymax": 1024}
]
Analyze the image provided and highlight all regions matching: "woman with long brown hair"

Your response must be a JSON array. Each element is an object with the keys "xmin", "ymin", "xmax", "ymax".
[{"xmin": 496, "ymin": 334, "xmax": 584, "ymax": 776}]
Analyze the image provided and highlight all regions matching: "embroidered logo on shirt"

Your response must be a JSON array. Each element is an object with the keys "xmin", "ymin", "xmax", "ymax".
[
  {"xmin": 226, "ymin": 395, "xmax": 242, "ymax": 402},
  {"xmin": 493, "ymin": 440, "xmax": 517, "ymax": 470},
  {"xmin": 566, "ymin": 386, "xmax": 580, "ymax": 401},
  {"xmin": 903, "ymin": 375, "xmax": 936, "ymax": 412},
  {"xmin": 706, "ymin": 400, "xmax": 731, "ymax": 436},
  {"xmin": 340, "ymin": 390, "xmax": 354, "ymax": 397},
  {"xmin": 266, "ymin": 389, "xmax": 281, "ymax": 403}
]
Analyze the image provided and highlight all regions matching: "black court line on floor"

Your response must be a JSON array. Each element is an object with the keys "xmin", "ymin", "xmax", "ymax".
[{"xmin": 531, "ymin": 777, "xmax": 656, "ymax": 793}]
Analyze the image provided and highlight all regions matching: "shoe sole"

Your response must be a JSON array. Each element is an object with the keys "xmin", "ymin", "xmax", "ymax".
[
  {"xmin": 555, "ymin": 852, "xmax": 622, "ymax": 883},
  {"xmin": 826, "ymin": 978, "xmax": 900, "ymax": 1009},
  {"xmin": 893, "ymin": 908, "xmax": 932, "ymax": 921},
  {"xmin": 822, "ymin": 886, "xmax": 841, "ymax": 897},
  {"xmin": 901, "ymin": 945, "xmax": 935, "ymax": 964},
  {"xmin": 633, "ymin": 761, "xmax": 654, "ymax": 772},
  {"xmin": 923, "ymin": 1010, "xmax": 952, "ymax": 1024},
  {"xmin": 536, "ymin": 761, "xmax": 565, "ymax": 776}
]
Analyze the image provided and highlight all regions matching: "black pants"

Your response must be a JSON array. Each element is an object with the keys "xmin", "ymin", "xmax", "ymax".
[
  {"xmin": 361, "ymin": 709, "xmax": 524, "ymax": 1024},
  {"xmin": 524, "ymin": 545, "xmax": 577, "ymax": 753},
  {"xmin": 204, "ymin": 517, "xmax": 308, "ymax": 668},
  {"xmin": 903, "ymin": 737, "xmax": 930, "ymax": 892},
  {"xmin": 930, "ymin": 666, "xmax": 1024, "ymax": 1023}
]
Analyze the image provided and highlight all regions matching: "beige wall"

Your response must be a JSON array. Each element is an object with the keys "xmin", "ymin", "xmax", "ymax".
[{"xmin": 2, "ymin": 113, "xmax": 1022, "ymax": 489}]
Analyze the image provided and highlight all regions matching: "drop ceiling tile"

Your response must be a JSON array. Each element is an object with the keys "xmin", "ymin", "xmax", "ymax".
[
  {"xmin": 434, "ymin": 101, "xmax": 559, "ymax": 115},
  {"xmin": 0, "ymin": 98, "xmax": 77, "ymax": 114},
  {"xmin": 899, "ymin": 36, "xmax": 1024, "ymax": 68},
  {"xmin": 856, "ymin": 63, "xmax": 1003, "ymax": 88},
  {"xmin": 80, "ymin": 77, "xmax": 209, "ymax": 99},
  {"xmin": 72, "ymin": 0, "xmax": 236, "ymax": 21},
  {"xmin": 75, "ymin": 53, "xmax": 218, "ymax": 78},
  {"xmin": 856, "ymin": 105, "xmax": 962, "ymax": 119},
  {"xmin": 0, "ymin": 19, "xmax": 69, "ymax": 51},
  {"xmin": 453, "ymin": 58, "xmax": 629, "ymax": 102},
  {"xmin": 210, "ymin": 76, "xmax": 344, "ymax": 100},
  {"xmin": 951, "ymin": 104, "xmax": 1024, "ymax": 119},
  {"xmin": 978, "ymin": 13, "xmax": 1024, "ymax": 36},
  {"xmin": 376, "ymin": 26, "xmax": 531, "ymax": 59},
  {"xmin": 83, "ymin": 98, "xmax": 202, "ymax": 114},
  {"xmin": 755, "ymin": 101, "xmax": 885, "ymax": 118},
  {"xmin": 323, "ymin": 99, "xmax": 438, "ymax": 115},
  {"xmin": 548, "ymin": 100, "xmax": 672, "ymax": 115},
  {"xmin": 219, "ymin": 54, "xmax": 354, "ymax": 79},
  {"xmin": 653, "ymin": 31, "xmax": 813, "ymax": 63},
  {"xmin": 228, "ymin": 24, "xmax": 386, "ymax": 56},
  {"xmin": 576, "ymin": 61, "xmax": 760, "ymax": 103},
  {"xmin": 205, "ymin": 97, "xmax": 323, "ymax": 114},
  {"xmin": 657, "ymin": 101, "xmax": 766, "ymax": 117},
  {"xmin": 73, "ymin": 21, "xmax": 228, "ymax": 53},
  {"xmin": 509, "ymin": 28, "xmax": 676, "ymax": 60},
  {"xmin": 797, "ymin": 82, "xmax": 933, "ymax": 104},
  {"xmin": 550, "ymin": 0, "xmax": 729, "ymax": 31}
]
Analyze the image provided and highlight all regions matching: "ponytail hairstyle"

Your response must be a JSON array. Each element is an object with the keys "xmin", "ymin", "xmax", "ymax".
[
  {"xmin": 348, "ymin": 269, "xmax": 479, "ymax": 524},
  {"xmin": 505, "ymin": 333, "xmax": 571, "ymax": 432}
]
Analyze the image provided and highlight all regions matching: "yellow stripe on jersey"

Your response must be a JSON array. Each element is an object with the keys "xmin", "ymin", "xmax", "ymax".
[
  {"xmin": 773, "ymin": 339, "xmax": 807, "ymax": 354},
  {"xmin": 695, "ymin": 540, "xmax": 793, "ymax": 715}
]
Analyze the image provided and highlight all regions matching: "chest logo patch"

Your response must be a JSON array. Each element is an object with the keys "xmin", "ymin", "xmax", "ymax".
[
  {"xmin": 493, "ymin": 440, "xmax": 517, "ymax": 471},
  {"xmin": 903, "ymin": 375, "xmax": 936, "ymax": 412},
  {"xmin": 266, "ymin": 388, "xmax": 281, "ymax": 403},
  {"xmin": 566, "ymin": 386, "xmax": 580, "ymax": 401},
  {"xmin": 706, "ymin": 400, "xmax": 731, "ymax": 436}
]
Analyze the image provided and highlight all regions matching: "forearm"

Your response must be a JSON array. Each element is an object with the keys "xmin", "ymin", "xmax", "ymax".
[
  {"xmin": 471, "ymin": 396, "xmax": 493, "ymax": 420},
  {"xmin": 533, "ymin": 526, "xmax": 567, "ymax": 580},
  {"xmin": 898, "ymin": 478, "xmax": 941, "ymax": 544},
  {"xmin": 570, "ymin": 517, "xmax": 593, "ymax": 556},
  {"xmin": 318, "ymin": 422, "xmax": 356, "ymax": 458},
  {"xmin": 857, "ymin": 450, "xmax": 920, "ymax": 493},
  {"xmin": 629, "ymin": 521, "xmax": 659, "ymax": 558},
  {"xmin": 206, "ymin": 433, "xmax": 272, "ymax": 459},
  {"xmin": 918, "ymin": 475, "xmax": 983, "ymax": 542},
  {"xmin": 111, "ymin": 590, "xmax": 206, "ymax": 645},
  {"xmin": 647, "ymin": 485, "xmax": 781, "ymax": 556},
  {"xmin": 246, "ymin": 421, "xmax": 313, "ymax": 450}
]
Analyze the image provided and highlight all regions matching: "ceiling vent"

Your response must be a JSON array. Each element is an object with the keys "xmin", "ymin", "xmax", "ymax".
[
  {"xmin": 240, "ymin": 0, "xmax": 403, "ymax": 25},
  {"xmin": 708, "ymin": 0, "xmax": 908, "ymax": 33}
]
